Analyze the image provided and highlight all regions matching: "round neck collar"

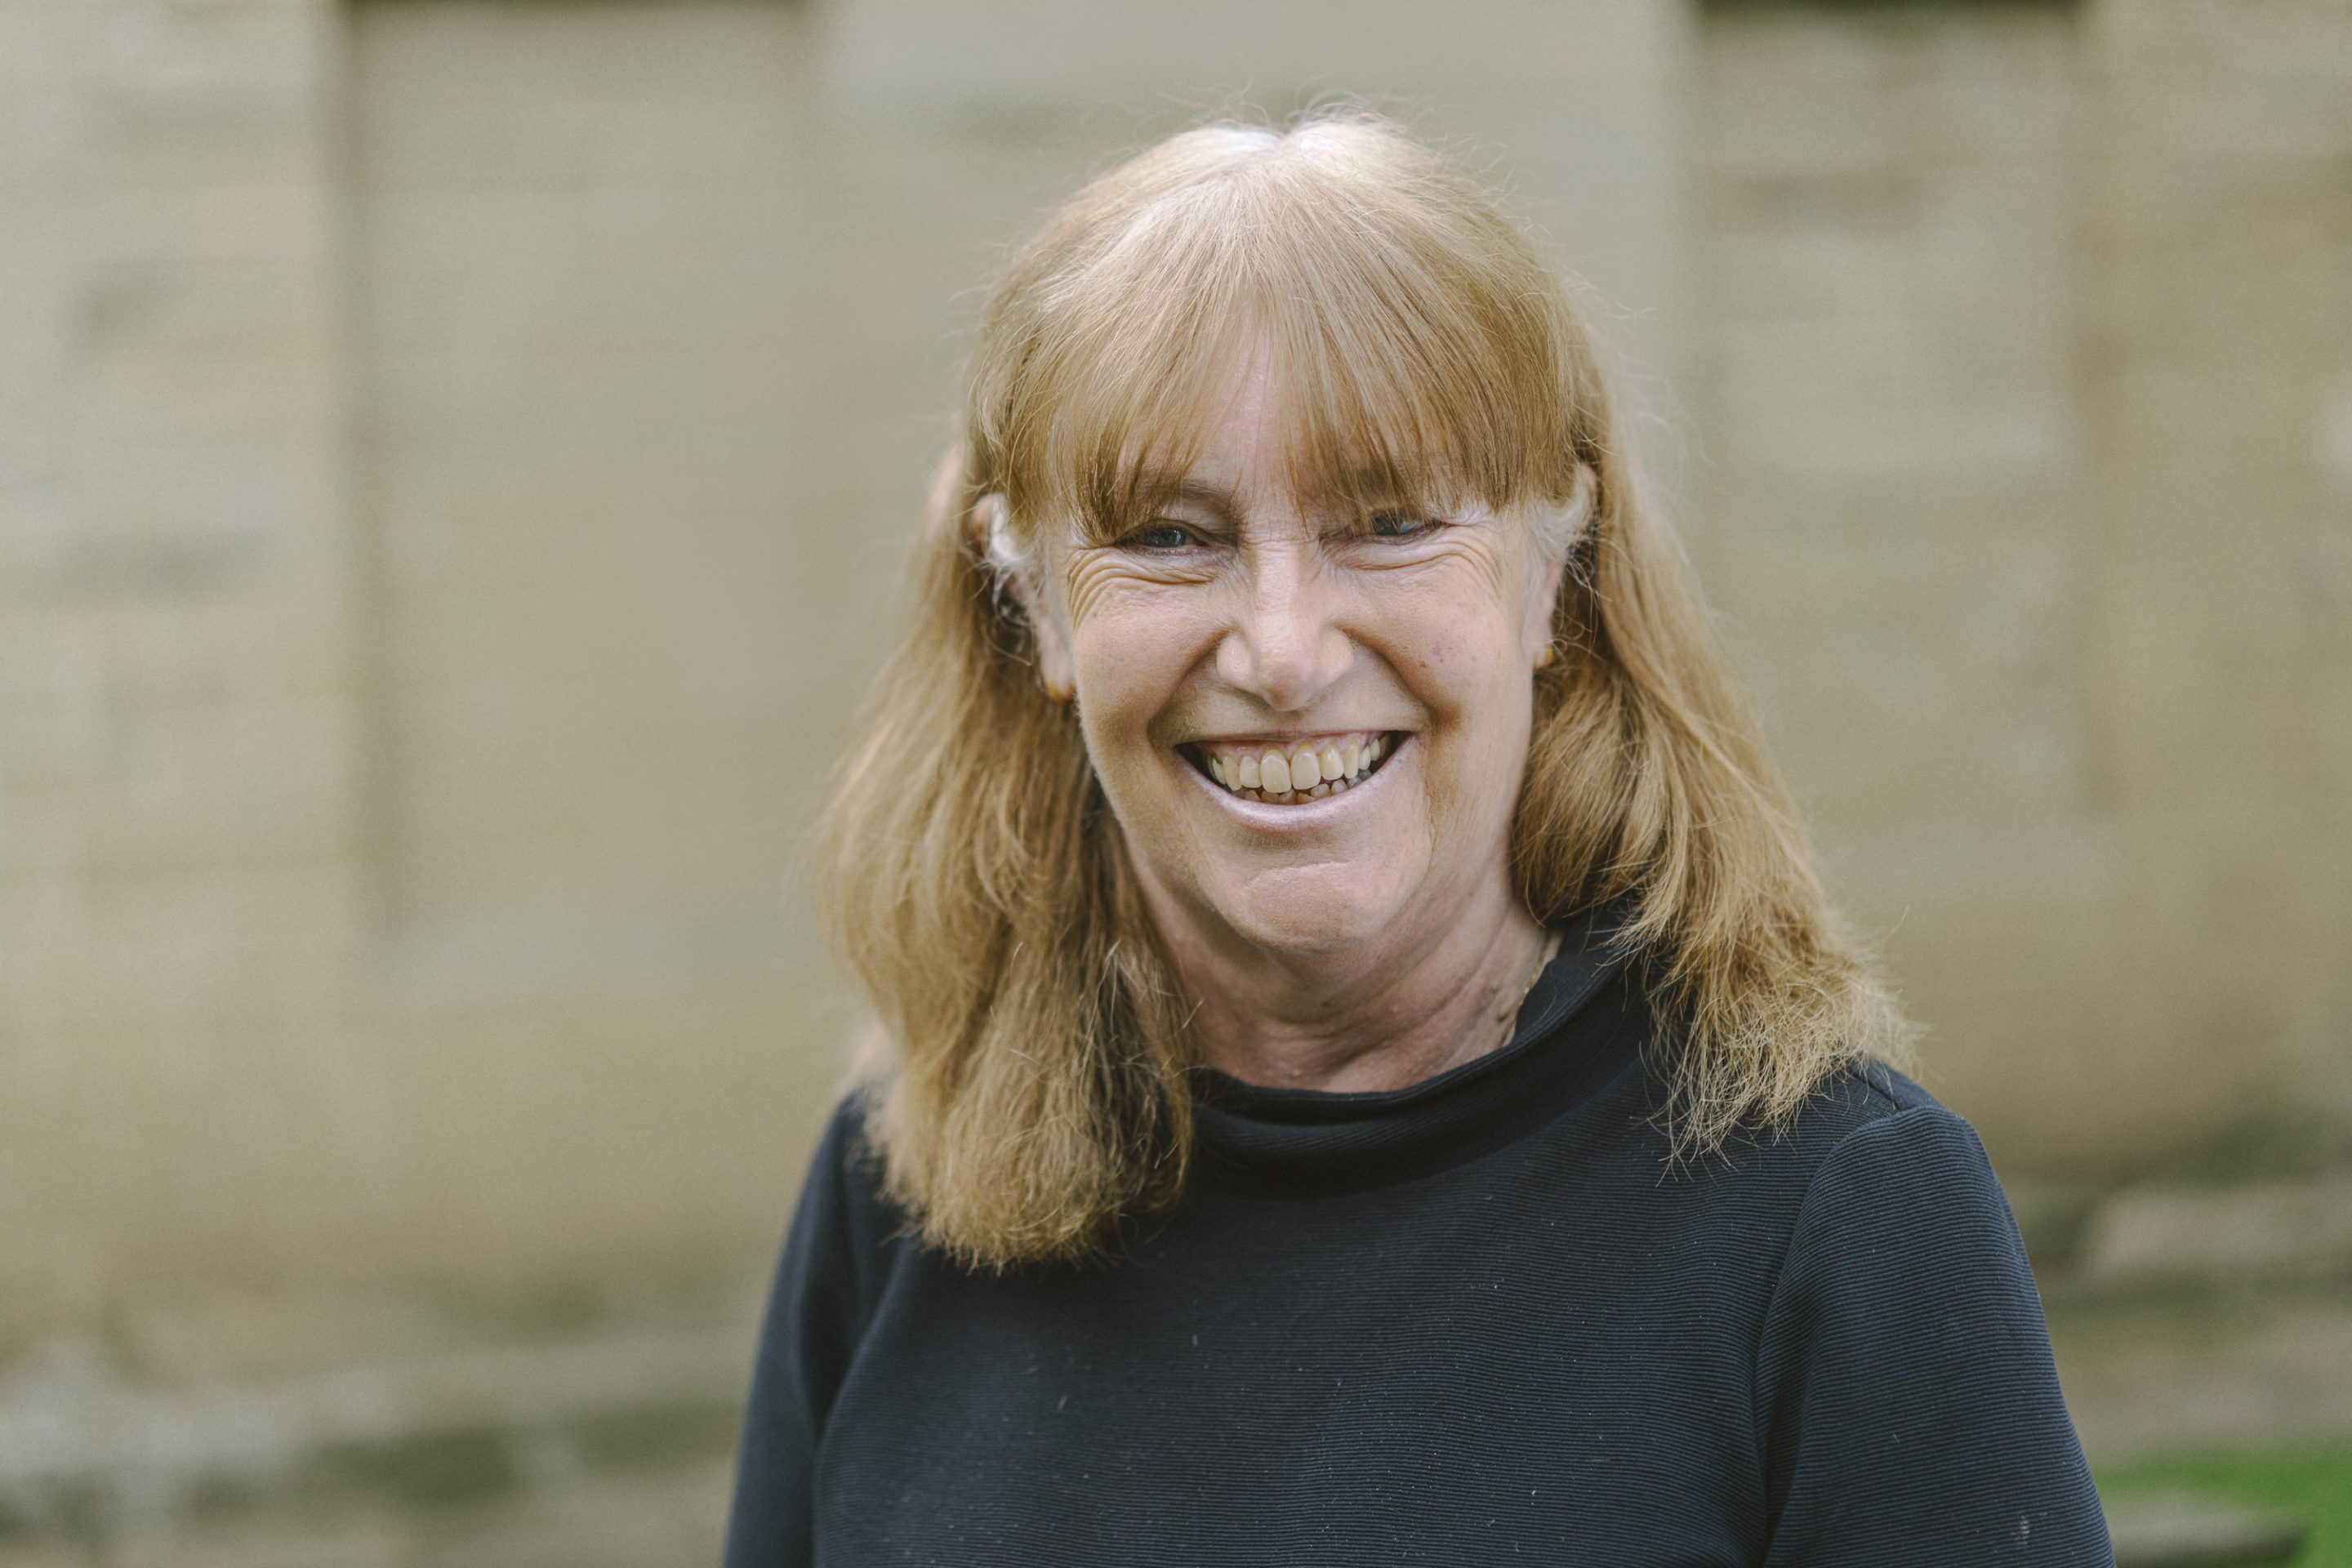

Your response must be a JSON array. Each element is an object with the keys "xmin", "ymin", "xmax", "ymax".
[{"xmin": 1187, "ymin": 906, "xmax": 1652, "ymax": 1198}]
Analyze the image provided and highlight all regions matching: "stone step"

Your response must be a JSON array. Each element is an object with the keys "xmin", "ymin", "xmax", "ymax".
[
  {"xmin": 0, "ymin": 1326, "xmax": 750, "ymax": 1530},
  {"xmin": 2105, "ymin": 1494, "xmax": 2308, "ymax": 1568}
]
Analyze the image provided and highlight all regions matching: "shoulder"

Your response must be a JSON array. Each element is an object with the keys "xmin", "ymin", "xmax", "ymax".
[
  {"xmin": 808, "ymin": 1089, "xmax": 880, "ymax": 1188},
  {"xmin": 807, "ymin": 1089, "xmax": 902, "ymax": 1233},
  {"xmin": 1729, "ymin": 1069, "xmax": 2105, "ymax": 1558},
  {"xmin": 1745, "ymin": 1062, "xmax": 2037, "ymax": 1348},
  {"xmin": 1781, "ymin": 1062, "xmax": 2006, "ymax": 1225},
  {"xmin": 728, "ymin": 1093, "xmax": 912, "ymax": 1557},
  {"xmin": 777, "ymin": 1089, "xmax": 909, "ymax": 1318},
  {"xmin": 1782, "ymin": 1055, "xmax": 1953, "ymax": 1143},
  {"xmin": 1633, "ymin": 1061, "xmax": 2015, "ymax": 1303},
  {"xmin": 1718, "ymin": 1058, "xmax": 1997, "ymax": 1213}
]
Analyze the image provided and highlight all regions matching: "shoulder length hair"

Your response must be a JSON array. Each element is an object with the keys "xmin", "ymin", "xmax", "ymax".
[{"xmin": 818, "ymin": 113, "xmax": 1910, "ymax": 1269}]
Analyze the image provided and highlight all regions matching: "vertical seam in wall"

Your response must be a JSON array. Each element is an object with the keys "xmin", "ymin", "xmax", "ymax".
[{"xmin": 325, "ymin": 0, "xmax": 411, "ymax": 958}]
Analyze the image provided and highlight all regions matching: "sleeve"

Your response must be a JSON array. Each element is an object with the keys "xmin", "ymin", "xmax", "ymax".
[
  {"xmin": 722, "ymin": 1101, "xmax": 884, "ymax": 1568},
  {"xmin": 1753, "ymin": 1104, "xmax": 2114, "ymax": 1566}
]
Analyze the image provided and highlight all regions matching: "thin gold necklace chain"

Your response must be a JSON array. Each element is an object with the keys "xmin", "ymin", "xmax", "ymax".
[{"xmin": 1496, "ymin": 926, "xmax": 1564, "ymax": 1054}]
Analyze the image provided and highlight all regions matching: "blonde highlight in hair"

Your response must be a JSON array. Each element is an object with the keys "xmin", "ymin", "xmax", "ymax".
[{"xmin": 818, "ymin": 113, "xmax": 1911, "ymax": 1268}]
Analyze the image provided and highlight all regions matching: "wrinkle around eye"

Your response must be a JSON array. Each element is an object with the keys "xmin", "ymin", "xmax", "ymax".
[
  {"xmin": 1061, "ymin": 541, "xmax": 1219, "ymax": 624},
  {"xmin": 1325, "ymin": 525, "xmax": 1527, "ymax": 609},
  {"xmin": 1321, "ymin": 526, "xmax": 1460, "ymax": 572}
]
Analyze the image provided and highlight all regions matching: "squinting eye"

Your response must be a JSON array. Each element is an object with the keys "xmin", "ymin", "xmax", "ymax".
[
  {"xmin": 1134, "ymin": 523, "xmax": 1192, "ymax": 550},
  {"xmin": 1368, "ymin": 511, "xmax": 1432, "ymax": 538}
]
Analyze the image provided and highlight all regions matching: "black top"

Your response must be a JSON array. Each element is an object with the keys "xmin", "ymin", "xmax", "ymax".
[{"xmin": 724, "ymin": 919, "xmax": 2113, "ymax": 1566}]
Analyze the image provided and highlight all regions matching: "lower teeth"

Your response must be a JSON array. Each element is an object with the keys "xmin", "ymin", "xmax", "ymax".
[{"xmin": 1236, "ymin": 777, "xmax": 1350, "ymax": 804}]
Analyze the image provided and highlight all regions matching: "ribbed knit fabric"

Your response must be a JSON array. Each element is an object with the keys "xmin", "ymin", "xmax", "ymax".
[{"xmin": 724, "ymin": 917, "xmax": 2114, "ymax": 1566}]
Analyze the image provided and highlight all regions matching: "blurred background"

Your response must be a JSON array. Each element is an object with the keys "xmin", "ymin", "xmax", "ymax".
[{"xmin": 2, "ymin": 0, "xmax": 2348, "ymax": 1561}]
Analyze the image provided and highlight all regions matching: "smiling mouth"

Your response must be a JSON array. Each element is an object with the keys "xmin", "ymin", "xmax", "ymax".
[{"xmin": 1182, "ymin": 730, "xmax": 1402, "ymax": 806}]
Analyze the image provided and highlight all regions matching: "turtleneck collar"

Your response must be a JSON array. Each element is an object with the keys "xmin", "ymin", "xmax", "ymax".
[{"xmin": 1187, "ymin": 906, "xmax": 1653, "ymax": 1199}]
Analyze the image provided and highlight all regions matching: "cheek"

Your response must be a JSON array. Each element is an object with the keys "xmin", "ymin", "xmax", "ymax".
[
  {"xmin": 1382, "ymin": 594, "xmax": 1535, "ymax": 813},
  {"xmin": 1380, "ymin": 540, "xmax": 1530, "ymax": 657},
  {"xmin": 1385, "ymin": 593, "xmax": 1525, "ymax": 720},
  {"xmin": 1073, "ymin": 610, "xmax": 1177, "ymax": 701},
  {"xmin": 1066, "ymin": 595, "xmax": 1214, "ymax": 762}
]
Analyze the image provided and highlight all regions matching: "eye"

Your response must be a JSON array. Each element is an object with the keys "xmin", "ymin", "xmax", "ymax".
[
  {"xmin": 1129, "ymin": 522, "xmax": 1195, "ymax": 551},
  {"xmin": 1367, "ymin": 510, "xmax": 1433, "ymax": 539}
]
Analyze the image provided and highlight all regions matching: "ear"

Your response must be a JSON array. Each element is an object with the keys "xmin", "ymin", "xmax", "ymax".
[
  {"xmin": 1027, "ymin": 590, "xmax": 1078, "ymax": 703},
  {"xmin": 1523, "ymin": 462, "xmax": 1595, "ymax": 662},
  {"xmin": 978, "ymin": 492, "xmax": 1078, "ymax": 701}
]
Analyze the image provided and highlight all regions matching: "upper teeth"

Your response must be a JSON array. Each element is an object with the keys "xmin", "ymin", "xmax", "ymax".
[{"xmin": 1200, "ymin": 732, "xmax": 1392, "ymax": 804}]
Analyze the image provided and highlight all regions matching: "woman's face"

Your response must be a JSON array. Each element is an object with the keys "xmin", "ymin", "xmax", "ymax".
[{"xmin": 1015, "ymin": 352, "xmax": 1575, "ymax": 963}]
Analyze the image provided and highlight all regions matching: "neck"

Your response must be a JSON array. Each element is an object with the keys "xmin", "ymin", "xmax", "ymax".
[{"xmin": 1146, "ymin": 869, "xmax": 1554, "ymax": 1094}]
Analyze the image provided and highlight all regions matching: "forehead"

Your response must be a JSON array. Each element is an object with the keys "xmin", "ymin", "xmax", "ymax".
[
  {"xmin": 1104, "ymin": 340, "xmax": 1462, "ymax": 530},
  {"xmin": 1165, "ymin": 345, "xmax": 1282, "ymax": 485}
]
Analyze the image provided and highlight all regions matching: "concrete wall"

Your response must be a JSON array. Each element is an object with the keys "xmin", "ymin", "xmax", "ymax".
[
  {"xmin": 0, "ymin": 0, "xmax": 374, "ymax": 1336},
  {"xmin": 0, "ymin": 0, "xmax": 2344, "ymax": 1344},
  {"xmin": 1694, "ymin": 0, "xmax": 2352, "ymax": 1165}
]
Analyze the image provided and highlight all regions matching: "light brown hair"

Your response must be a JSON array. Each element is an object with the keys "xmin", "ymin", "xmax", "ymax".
[{"xmin": 818, "ymin": 114, "xmax": 1910, "ymax": 1268}]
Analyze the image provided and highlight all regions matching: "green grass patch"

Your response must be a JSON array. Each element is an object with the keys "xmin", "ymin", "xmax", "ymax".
[
  {"xmin": 572, "ymin": 1401, "xmax": 743, "ymax": 1469},
  {"xmin": 319, "ymin": 1425, "xmax": 525, "ymax": 1512},
  {"xmin": 2098, "ymin": 1447, "xmax": 2352, "ymax": 1566}
]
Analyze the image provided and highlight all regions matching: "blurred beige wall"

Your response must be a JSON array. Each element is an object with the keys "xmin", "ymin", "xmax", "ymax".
[
  {"xmin": 0, "ymin": 0, "xmax": 2345, "ymax": 1346},
  {"xmin": 1690, "ymin": 0, "xmax": 2352, "ymax": 1161}
]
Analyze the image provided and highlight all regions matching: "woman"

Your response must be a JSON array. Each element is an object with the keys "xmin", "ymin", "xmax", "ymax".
[{"xmin": 725, "ymin": 115, "xmax": 2111, "ymax": 1566}]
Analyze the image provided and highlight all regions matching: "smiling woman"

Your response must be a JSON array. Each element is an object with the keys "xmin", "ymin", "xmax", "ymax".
[
  {"xmin": 996, "ymin": 338, "xmax": 1584, "ymax": 1095},
  {"xmin": 724, "ymin": 115, "xmax": 2114, "ymax": 1566}
]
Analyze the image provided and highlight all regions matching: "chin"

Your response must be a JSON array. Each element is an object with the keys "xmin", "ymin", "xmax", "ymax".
[{"xmin": 1209, "ymin": 862, "xmax": 1409, "ymax": 956}]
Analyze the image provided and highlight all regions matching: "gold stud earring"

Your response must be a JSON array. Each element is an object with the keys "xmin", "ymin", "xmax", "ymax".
[
  {"xmin": 1044, "ymin": 679, "xmax": 1075, "ymax": 705},
  {"xmin": 1533, "ymin": 644, "xmax": 1555, "ymax": 670}
]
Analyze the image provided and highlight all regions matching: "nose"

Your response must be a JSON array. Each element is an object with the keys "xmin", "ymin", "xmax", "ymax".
[{"xmin": 1214, "ymin": 540, "xmax": 1352, "ymax": 712}]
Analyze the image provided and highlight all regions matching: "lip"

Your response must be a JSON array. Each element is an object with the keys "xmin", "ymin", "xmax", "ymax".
[
  {"xmin": 1178, "ymin": 732, "xmax": 1414, "ymax": 827},
  {"xmin": 1182, "ymin": 728, "xmax": 1389, "ymax": 749}
]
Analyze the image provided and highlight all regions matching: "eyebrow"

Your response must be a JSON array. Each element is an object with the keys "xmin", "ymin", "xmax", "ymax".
[
  {"xmin": 1129, "ymin": 466, "xmax": 1423, "ymax": 519},
  {"xmin": 1129, "ymin": 477, "xmax": 1241, "ymax": 523}
]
